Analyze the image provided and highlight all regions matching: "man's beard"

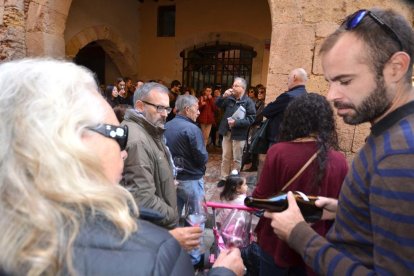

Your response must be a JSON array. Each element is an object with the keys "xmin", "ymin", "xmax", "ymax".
[
  {"xmin": 334, "ymin": 78, "xmax": 391, "ymax": 125},
  {"xmin": 142, "ymin": 111, "xmax": 166, "ymax": 128}
]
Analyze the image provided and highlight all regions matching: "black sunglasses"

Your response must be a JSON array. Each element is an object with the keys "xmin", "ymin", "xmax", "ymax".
[
  {"xmin": 88, "ymin": 124, "xmax": 128, "ymax": 150},
  {"xmin": 344, "ymin": 9, "xmax": 403, "ymax": 51}
]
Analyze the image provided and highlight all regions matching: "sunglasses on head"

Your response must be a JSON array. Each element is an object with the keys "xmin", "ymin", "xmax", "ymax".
[
  {"xmin": 88, "ymin": 124, "xmax": 128, "ymax": 150},
  {"xmin": 344, "ymin": 9, "xmax": 403, "ymax": 51}
]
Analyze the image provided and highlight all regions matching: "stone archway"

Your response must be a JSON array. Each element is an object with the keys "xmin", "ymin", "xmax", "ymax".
[{"xmin": 65, "ymin": 25, "xmax": 137, "ymax": 79}]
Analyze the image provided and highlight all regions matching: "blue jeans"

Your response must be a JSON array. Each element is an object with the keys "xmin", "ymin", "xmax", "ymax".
[
  {"xmin": 176, "ymin": 178, "xmax": 205, "ymax": 265},
  {"xmin": 176, "ymin": 178, "xmax": 205, "ymax": 218}
]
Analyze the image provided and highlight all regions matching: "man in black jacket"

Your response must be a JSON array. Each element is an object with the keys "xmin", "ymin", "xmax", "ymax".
[
  {"xmin": 165, "ymin": 94, "xmax": 208, "ymax": 266},
  {"xmin": 216, "ymin": 77, "xmax": 256, "ymax": 187},
  {"xmin": 262, "ymin": 68, "xmax": 308, "ymax": 146}
]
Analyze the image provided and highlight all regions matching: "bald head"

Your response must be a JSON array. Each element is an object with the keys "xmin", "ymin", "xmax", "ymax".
[{"xmin": 287, "ymin": 68, "xmax": 308, "ymax": 90}]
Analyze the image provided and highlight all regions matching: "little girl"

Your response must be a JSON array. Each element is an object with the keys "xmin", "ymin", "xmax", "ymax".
[{"xmin": 217, "ymin": 170, "xmax": 248, "ymax": 226}]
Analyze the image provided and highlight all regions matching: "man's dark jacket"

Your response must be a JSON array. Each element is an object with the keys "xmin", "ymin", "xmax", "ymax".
[
  {"xmin": 216, "ymin": 94, "xmax": 256, "ymax": 140},
  {"xmin": 165, "ymin": 115, "xmax": 208, "ymax": 181},
  {"xmin": 261, "ymin": 85, "xmax": 307, "ymax": 144}
]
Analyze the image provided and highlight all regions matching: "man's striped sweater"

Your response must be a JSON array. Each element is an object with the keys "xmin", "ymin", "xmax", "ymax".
[{"xmin": 288, "ymin": 101, "xmax": 414, "ymax": 275}]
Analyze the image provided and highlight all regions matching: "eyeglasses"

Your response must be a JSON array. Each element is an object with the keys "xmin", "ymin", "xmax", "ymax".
[
  {"xmin": 88, "ymin": 124, "xmax": 128, "ymax": 150},
  {"xmin": 141, "ymin": 100, "xmax": 172, "ymax": 114},
  {"xmin": 344, "ymin": 9, "xmax": 403, "ymax": 51}
]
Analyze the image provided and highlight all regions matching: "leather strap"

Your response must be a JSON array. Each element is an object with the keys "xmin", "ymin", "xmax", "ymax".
[{"xmin": 281, "ymin": 150, "xmax": 320, "ymax": 192}]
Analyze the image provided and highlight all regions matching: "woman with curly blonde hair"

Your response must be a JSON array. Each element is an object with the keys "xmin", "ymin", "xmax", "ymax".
[{"xmin": 0, "ymin": 59, "xmax": 243, "ymax": 276}]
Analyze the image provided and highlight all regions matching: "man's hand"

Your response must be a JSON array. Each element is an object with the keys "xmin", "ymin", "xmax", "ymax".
[
  {"xmin": 227, "ymin": 117, "xmax": 236, "ymax": 128},
  {"xmin": 213, "ymin": 248, "xmax": 245, "ymax": 276},
  {"xmin": 263, "ymin": 191, "xmax": 305, "ymax": 241},
  {"xmin": 315, "ymin": 196, "xmax": 338, "ymax": 220},
  {"xmin": 223, "ymin": 89, "xmax": 233, "ymax": 98},
  {"xmin": 169, "ymin": 226, "xmax": 202, "ymax": 251}
]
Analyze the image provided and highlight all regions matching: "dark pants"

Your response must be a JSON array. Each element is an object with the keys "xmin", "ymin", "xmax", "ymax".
[{"xmin": 242, "ymin": 243, "xmax": 307, "ymax": 276}]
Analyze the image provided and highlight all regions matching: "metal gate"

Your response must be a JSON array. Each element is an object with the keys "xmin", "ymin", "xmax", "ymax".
[{"xmin": 181, "ymin": 41, "xmax": 256, "ymax": 94}]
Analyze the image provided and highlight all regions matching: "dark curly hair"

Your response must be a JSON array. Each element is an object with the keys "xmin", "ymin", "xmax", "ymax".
[{"xmin": 278, "ymin": 93, "xmax": 339, "ymax": 188}]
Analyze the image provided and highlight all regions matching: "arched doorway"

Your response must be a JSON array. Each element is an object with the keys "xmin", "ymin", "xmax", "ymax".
[
  {"xmin": 65, "ymin": 26, "xmax": 137, "ymax": 82},
  {"xmin": 74, "ymin": 41, "xmax": 106, "ymax": 85}
]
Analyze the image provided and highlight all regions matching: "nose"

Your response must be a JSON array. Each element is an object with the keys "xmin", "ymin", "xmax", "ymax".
[
  {"xmin": 121, "ymin": 150, "xmax": 128, "ymax": 161},
  {"xmin": 326, "ymin": 83, "xmax": 341, "ymax": 102}
]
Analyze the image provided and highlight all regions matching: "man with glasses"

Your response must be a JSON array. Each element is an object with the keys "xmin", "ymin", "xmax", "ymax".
[
  {"xmin": 216, "ymin": 77, "xmax": 256, "ymax": 187},
  {"xmin": 264, "ymin": 8, "xmax": 414, "ymax": 275},
  {"xmin": 121, "ymin": 82, "xmax": 203, "ymax": 253}
]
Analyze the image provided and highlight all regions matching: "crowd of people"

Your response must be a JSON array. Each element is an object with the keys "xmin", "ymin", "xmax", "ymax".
[{"xmin": 1, "ymin": 7, "xmax": 414, "ymax": 276}]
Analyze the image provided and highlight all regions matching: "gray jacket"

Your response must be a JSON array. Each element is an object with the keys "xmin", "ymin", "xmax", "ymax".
[
  {"xmin": 72, "ymin": 215, "xmax": 236, "ymax": 276},
  {"xmin": 121, "ymin": 109, "xmax": 178, "ymax": 229}
]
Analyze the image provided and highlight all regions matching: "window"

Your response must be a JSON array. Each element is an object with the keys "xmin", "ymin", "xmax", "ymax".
[
  {"xmin": 181, "ymin": 42, "xmax": 256, "ymax": 92},
  {"xmin": 157, "ymin": 5, "xmax": 175, "ymax": 37}
]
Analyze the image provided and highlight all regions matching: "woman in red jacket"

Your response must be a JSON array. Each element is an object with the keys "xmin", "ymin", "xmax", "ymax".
[
  {"xmin": 253, "ymin": 93, "xmax": 348, "ymax": 275},
  {"xmin": 198, "ymin": 85, "xmax": 217, "ymax": 147}
]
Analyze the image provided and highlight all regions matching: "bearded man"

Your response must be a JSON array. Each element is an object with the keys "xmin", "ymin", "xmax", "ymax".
[{"xmin": 264, "ymin": 8, "xmax": 414, "ymax": 275}]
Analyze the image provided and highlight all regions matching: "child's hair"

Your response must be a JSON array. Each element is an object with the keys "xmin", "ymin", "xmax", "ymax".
[{"xmin": 220, "ymin": 172, "xmax": 246, "ymax": 202}]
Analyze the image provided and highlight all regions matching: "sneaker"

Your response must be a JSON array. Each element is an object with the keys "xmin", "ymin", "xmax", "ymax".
[{"xmin": 217, "ymin": 180, "xmax": 225, "ymax": 188}]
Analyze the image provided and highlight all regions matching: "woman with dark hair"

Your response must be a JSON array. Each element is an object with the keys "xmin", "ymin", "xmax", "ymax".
[
  {"xmin": 243, "ymin": 85, "xmax": 266, "ymax": 172},
  {"xmin": 252, "ymin": 93, "xmax": 348, "ymax": 275},
  {"xmin": 104, "ymin": 85, "xmax": 119, "ymax": 107}
]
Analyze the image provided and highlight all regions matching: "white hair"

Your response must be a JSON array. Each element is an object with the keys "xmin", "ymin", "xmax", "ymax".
[
  {"xmin": 0, "ymin": 58, "xmax": 137, "ymax": 275},
  {"xmin": 176, "ymin": 94, "xmax": 198, "ymax": 113},
  {"xmin": 234, "ymin": 77, "xmax": 247, "ymax": 90}
]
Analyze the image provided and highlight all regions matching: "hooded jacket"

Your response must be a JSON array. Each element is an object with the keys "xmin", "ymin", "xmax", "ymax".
[{"xmin": 121, "ymin": 109, "xmax": 178, "ymax": 229}]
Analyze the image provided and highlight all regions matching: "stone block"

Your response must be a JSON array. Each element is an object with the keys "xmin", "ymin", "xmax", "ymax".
[
  {"xmin": 336, "ymin": 118, "xmax": 355, "ymax": 153},
  {"xmin": 270, "ymin": 24, "xmax": 315, "ymax": 74},
  {"xmin": 269, "ymin": 0, "xmax": 301, "ymax": 24},
  {"xmin": 315, "ymin": 22, "xmax": 338, "ymax": 39},
  {"xmin": 43, "ymin": 0, "xmax": 72, "ymax": 16},
  {"xmin": 312, "ymin": 41, "xmax": 324, "ymax": 75},
  {"xmin": 307, "ymin": 75, "xmax": 328, "ymax": 95},
  {"xmin": 265, "ymin": 73, "xmax": 288, "ymax": 102},
  {"xmin": 301, "ymin": 0, "xmax": 347, "ymax": 23},
  {"xmin": 3, "ymin": 6, "xmax": 25, "ymax": 28},
  {"xmin": 4, "ymin": 0, "xmax": 24, "ymax": 10},
  {"xmin": 0, "ymin": 4, "xmax": 4, "ymax": 26},
  {"xmin": 83, "ymin": 27, "xmax": 98, "ymax": 42},
  {"xmin": 26, "ymin": 31, "xmax": 65, "ymax": 57},
  {"xmin": 26, "ymin": 1, "xmax": 66, "ymax": 34}
]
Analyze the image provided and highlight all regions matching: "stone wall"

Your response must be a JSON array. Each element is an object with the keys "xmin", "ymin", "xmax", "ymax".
[
  {"xmin": 0, "ymin": 0, "xmax": 26, "ymax": 61},
  {"xmin": 266, "ymin": 0, "xmax": 413, "ymax": 159}
]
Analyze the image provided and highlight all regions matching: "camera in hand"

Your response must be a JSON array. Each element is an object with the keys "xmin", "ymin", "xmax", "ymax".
[{"xmin": 244, "ymin": 191, "xmax": 322, "ymax": 223}]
